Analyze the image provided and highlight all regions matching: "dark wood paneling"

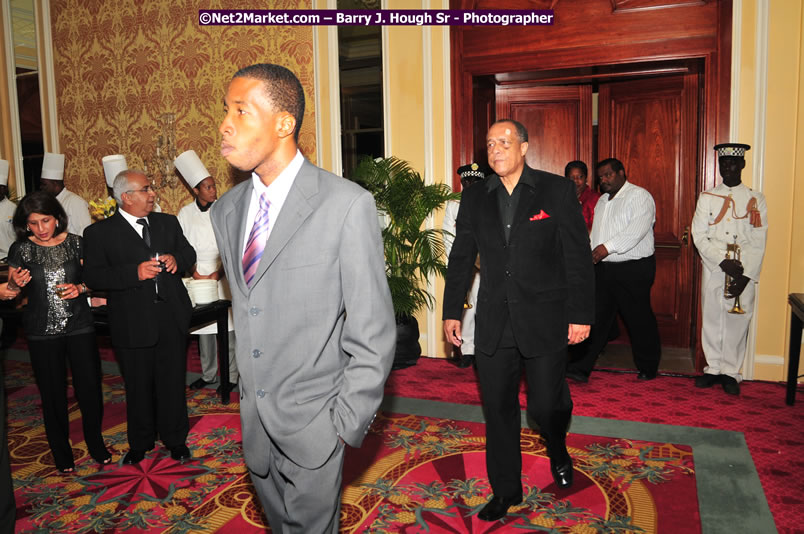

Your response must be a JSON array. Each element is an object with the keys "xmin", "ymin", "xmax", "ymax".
[
  {"xmin": 611, "ymin": 0, "xmax": 708, "ymax": 14},
  {"xmin": 598, "ymin": 73, "xmax": 698, "ymax": 347},
  {"xmin": 457, "ymin": 0, "xmax": 718, "ymax": 68},
  {"xmin": 470, "ymin": 76, "xmax": 496, "ymax": 179},
  {"xmin": 496, "ymin": 85, "xmax": 592, "ymax": 177}
]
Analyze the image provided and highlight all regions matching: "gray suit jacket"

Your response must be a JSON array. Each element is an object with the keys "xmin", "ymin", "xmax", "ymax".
[{"xmin": 210, "ymin": 159, "xmax": 395, "ymax": 473}]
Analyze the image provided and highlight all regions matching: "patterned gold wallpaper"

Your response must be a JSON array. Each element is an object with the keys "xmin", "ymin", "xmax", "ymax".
[{"xmin": 51, "ymin": 0, "xmax": 316, "ymax": 214}]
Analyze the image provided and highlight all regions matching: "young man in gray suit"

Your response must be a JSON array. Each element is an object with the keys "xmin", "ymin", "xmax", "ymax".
[{"xmin": 210, "ymin": 64, "xmax": 396, "ymax": 533}]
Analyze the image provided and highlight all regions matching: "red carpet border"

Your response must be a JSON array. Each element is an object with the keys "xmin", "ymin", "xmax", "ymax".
[{"xmin": 385, "ymin": 357, "xmax": 804, "ymax": 534}]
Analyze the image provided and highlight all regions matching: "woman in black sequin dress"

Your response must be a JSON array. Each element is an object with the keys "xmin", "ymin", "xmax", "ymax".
[{"xmin": 8, "ymin": 191, "xmax": 110, "ymax": 473}]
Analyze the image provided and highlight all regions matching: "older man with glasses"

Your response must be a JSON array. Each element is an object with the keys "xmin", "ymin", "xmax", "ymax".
[{"xmin": 84, "ymin": 169, "xmax": 196, "ymax": 465}]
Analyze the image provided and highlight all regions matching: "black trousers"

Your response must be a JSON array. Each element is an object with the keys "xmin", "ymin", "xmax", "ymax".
[
  {"xmin": 115, "ymin": 304, "xmax": 189, "ymax": 450},
  {"xmin": 28, "ymin": 332, "xmax": 106, "ymax": 470},
  {"xmin": 571, "ymin": 255, "xmax": 661, "ymax": 376},
  {"xmin": 0, "ymin": 351, "xmax": 15, "ymax": 534},
  {"xmin": 474, "ymin": 319, "xmax": 573, "ymax": 499}
]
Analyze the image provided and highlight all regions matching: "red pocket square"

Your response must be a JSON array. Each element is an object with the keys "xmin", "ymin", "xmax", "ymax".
[{"xmin": 530, "ymin": 210, "xmax": 550, "ymax": 221}]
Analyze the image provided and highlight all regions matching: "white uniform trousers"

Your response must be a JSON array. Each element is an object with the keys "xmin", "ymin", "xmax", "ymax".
[
  {"xmin": 461, "ymin": 270, "xmax": 481, "ymax": 355},
  {"xmin": 198, "ymin": 331, "xmax": 238, "ymax": 384},
  {"xmin": 701, "ymin": 266, "xmax": 756, "ymax": 382}
]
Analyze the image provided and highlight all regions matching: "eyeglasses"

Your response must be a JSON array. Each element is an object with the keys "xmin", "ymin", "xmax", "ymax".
[
  {"xmin": 126, "ymin": 185, "xmax": 155, "ymax": 194},
  {"xmin": 598, "ymin": 170, "xmax": 616, "ymax": 179}
]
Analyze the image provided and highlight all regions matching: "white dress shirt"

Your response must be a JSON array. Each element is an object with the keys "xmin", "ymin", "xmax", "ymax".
[
  {"xmin": 117, "ymin": 206, "xmax": 149, "ymax": 239},
  {"xmin": 590, "ymin": 180, "xmax": 656, "ymax": 262},
  {"xmin": 242, "ymin": 150, "xmax": 304, "ymax": 254}
]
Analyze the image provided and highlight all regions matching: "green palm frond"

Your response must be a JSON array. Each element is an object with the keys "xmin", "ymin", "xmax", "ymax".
[{"xmin": 348, "ymin": 156, "xmax": 459, "ymax": 317}]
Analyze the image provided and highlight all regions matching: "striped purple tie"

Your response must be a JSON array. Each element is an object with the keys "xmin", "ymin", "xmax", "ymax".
[{"xmin": 242, "ymin": 193, "xmax": 271, "ymax": 285}]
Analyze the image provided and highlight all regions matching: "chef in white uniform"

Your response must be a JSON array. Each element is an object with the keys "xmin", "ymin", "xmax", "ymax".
[
  {"xmin": 40, "ymin": 152, "xmax": 91, "ymax": 236},
  {"xmin": 174, "ymin": 150, "xmax": 237, "ymax": 391},
  {"xmin": 691, "ymin": 143, "xmax": 767, "ymax": 396},
  {"xmin": 0, "ymin": 160, "xmax": 17, "ymax": 260}
]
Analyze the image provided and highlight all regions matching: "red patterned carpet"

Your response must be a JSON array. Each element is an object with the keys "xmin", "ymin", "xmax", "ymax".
[
  {"xmin": 385, "ymin": 357, "xmax": 804, "ymax": 534},
  {"xmin": 343, "ymin": 413, "xmax": 698, "ymax": 532},
  {"xmin": 4, "ymin": 358, "xmax": 702, "ymax": 533}
]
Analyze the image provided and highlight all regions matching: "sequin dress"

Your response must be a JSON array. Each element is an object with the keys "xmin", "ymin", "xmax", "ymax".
[{"xmin": 7, "ymin": 233, "xmax": 94, "ymax": 339}]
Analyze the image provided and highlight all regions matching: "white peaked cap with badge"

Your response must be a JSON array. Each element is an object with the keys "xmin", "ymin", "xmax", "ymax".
[
  {"xmin": 41, "ymin": 152, "xmax": 65, "ymax": 181},
  {"xmin": 102, "ymin": 154, "xmax": 127, "ymax": 187},
  {"xmin": 174, "ymin": 150, "xmax": 211, "ymax": 189},
  {"xmin": 0, "ymin": 159, "xmax": 8, "ymax": 186}
]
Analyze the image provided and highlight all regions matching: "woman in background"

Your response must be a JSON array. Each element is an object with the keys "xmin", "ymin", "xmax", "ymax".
[{"xmin": 8, "ymin": 191, "xmax": 109, "ymax": 473}]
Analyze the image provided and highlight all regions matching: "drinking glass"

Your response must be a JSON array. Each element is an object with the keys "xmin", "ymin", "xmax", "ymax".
[{"xmin": 151, "ymin": 252, "xmax": 166, "ymax": 302}]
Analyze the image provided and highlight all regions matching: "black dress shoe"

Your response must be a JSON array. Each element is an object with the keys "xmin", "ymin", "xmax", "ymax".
[
  {"xmin": 123, "ymin": 449, "xmax": 147, "ymax": 465},
  {"xmin": 169, "ymin": 444, "xmax": 191, "ymax": 461},
  {"xmin": 694, "ymin": 373, "xmax": 721, "ymax": 388},
  {"xmin": 565, "ymin": 369, "xmax": 589, "ymax": 383},
  {"xmin": 458, "ymin": 354, "xmax": 474, "ymax": 368},
  {"xmin": 550, "ymin": 456, "xmax": 574, "ymax": 488},
  {"xmin": 637, "ymin": 371, "xmax": 657, "ymax": 381},
  {"xmin": 477, "ymin": 495, "xmax": 522, "ymax": 522},
  {"xmin": 92, "ymin": 449, "xmax": 113, "ymax": 466},
  {"xmin": 189, "ymin": 377, "xmax": 214, "ymax": 390},
  {"xmin": 721, "ymin": 376, "xmax": 740, "ymax": 395}
]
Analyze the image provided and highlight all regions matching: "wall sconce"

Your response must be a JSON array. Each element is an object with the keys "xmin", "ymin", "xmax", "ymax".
[{"xmin": 145, "ymin": 113, "xmax": 178, "ymax": 189}]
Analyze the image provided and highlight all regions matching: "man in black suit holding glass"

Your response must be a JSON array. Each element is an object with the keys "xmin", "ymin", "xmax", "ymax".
[
  {"xmin": 443, "ymin": 119, "xmax": 594, "ymax": 522},
  {"xmin": 84, "ymin": 170, "xmax": 196, "ymax": 465}
]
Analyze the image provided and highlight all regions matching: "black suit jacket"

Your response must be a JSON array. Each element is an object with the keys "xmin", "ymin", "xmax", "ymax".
[
  {"xmin": 443, "ymin": 165, "xmax": 594, "ymax": 357},
  {"xmin": 83, "ymin": 211, "xmax": 196, "ymax": 348}
]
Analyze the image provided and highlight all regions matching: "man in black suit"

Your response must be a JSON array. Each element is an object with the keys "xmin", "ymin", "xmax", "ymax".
[
  {"xmin": 443, "ymin": 119, "xmax": 594, "ymax": 522},
  {"xmin": 84, "ymin": 170, "xmax": 196, "ymax": 464}
]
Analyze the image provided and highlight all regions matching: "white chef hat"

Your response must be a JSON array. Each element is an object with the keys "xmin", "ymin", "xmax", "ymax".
[
  {"xmin": 41, "ymin": 152, "xmax": 65, "ymax": 181},
  {"xmin": 174, "ymin": 150, "xmax": 211, "ymax": 189},
  {"xmin": 102, "ymin": 154, "xmax": 127, "ymax": 187},
  {"xmin": 0, "ymin": 159, "xmax": 8, "ymax": 186}
]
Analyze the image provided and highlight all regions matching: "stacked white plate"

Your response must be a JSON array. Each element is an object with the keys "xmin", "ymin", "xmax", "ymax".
[
  {"xmin": 181, "ymin": 278, "xmax": 195, "ymax": 306},
  {"xmin": 187, "ymin": 279, "xmax": 219, "ymax": 305}
]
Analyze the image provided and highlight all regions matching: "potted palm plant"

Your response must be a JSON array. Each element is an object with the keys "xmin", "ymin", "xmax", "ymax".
[{"xmin": 348, "ymin": 156, "xmax": 459, "ymax": 369}]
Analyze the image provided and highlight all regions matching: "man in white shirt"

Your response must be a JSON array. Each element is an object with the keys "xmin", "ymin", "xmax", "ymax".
[
  {"xmin": 691, "ymin": 143, "xmax": 767, "ymax": 396},
  {"xmin": 39, "ymin": 152, "xmax": 91, "ymax": 236},
  {"xmin": 567, "ymin": 157, "xmax": 661, "ymax": 382},
  {"xmin": 0, "ymin": 160, "xmax": 17, "ymax": 259},
  {"xmin": 442, "ymin": 162, "xmax": 489, "ymax": 368},
  {"xmin": 174, "ymin": 149, "xmax": 238, "ymax": 393}
]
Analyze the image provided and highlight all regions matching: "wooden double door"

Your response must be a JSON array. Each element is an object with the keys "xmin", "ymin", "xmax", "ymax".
[{"xmin": 496, "ymin": 73, "xmax": 699, "ymax": 348}]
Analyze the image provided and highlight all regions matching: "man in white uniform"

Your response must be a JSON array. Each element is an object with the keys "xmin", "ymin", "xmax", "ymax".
[
  {"xmin": 443, "ymin": 162, "xmax": 488, "ymax": 368},
  {"xmin": 0, "ymin": 159, "xmax": 19, "ymax": 349},
  {"xmin": 0, "ymin": 160, "xmax": 17, "ymax": 259},
  {"xmin": 39, "ymin": 152, "xmax": 91, "ymax": 236},
  {"xmin": 691, "ymin": 143, "xmax": 767, "ymax": 395},
  {"xmin": 175, "ymin": 150, "xmax": 238, "ymax": 392}
]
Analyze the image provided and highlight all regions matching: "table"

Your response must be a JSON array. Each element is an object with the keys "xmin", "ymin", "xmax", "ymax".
[
  {"xmin": 91, "ymin": 299, "xmax": 234, "ymax": 404},
  {"xmin": 787, "ymin": 293, "xmax": 804, "ymax": 406}
]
